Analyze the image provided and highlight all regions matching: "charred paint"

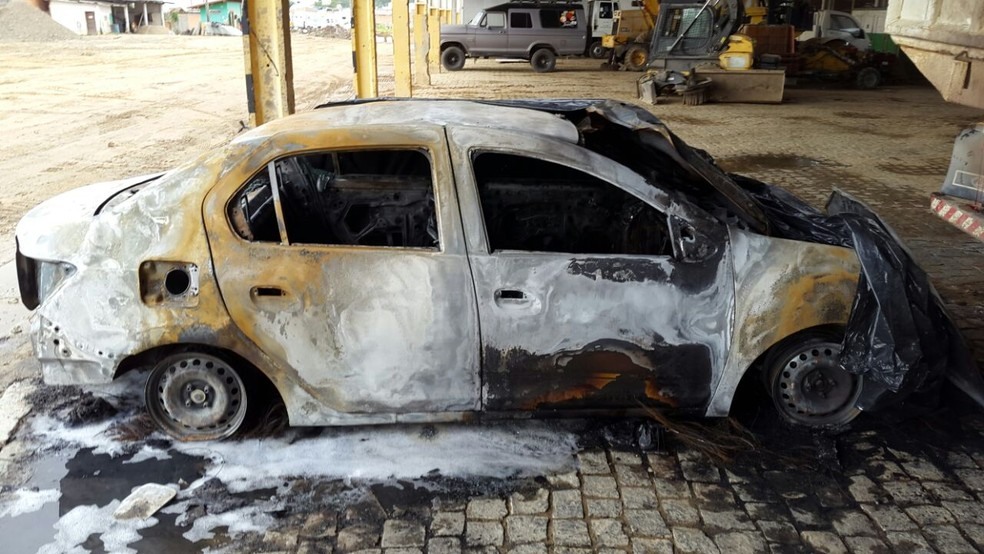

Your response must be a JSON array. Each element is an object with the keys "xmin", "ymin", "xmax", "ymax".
[{"xmin": 483, "ymin": 339, "xmax": 712, "ymax": 412}]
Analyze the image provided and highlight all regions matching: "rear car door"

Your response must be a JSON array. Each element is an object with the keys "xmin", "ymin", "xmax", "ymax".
[
  {"xmin": 446, "ymin": 127, "xmax": 736, "ymax": 413},
  {"xmin": 204, "ymin": 127, "xmax": 480, "ymax": 417}
]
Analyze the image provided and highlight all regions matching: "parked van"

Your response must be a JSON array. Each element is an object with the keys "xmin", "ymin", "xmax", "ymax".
[{"xmin": 440, "ymin": 2, "xmax": 589, "ymax": 72}]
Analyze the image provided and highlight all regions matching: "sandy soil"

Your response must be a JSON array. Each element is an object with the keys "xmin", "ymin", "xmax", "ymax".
[{"xmin": 0, "ymin": 34, "xmax": 365, "ymax": 263}]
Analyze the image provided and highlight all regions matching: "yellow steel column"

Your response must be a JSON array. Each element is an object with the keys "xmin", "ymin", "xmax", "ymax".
[
  {"xmin": 352, "ymin": 0, "xmax": 378, "ymax": 98},
  {"xmin": 241, "ymin": 0, "xmax": 295, "ymax": 126},
  {"xmin": 428, "ymin": 5, "xmax": 441, "ymax": 70},
  {"xmin": 392, "ymin": 0, "xmax": 412, "ymax": 96},
  {"xmin": 413, "ymin": 3, "xmax": 431, "ymax": 86}
]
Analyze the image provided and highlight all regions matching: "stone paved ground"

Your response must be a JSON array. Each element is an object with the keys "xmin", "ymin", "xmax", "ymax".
[{"xmin": 6, "ymin": 58, "xmax": 984, "ymax": 553}]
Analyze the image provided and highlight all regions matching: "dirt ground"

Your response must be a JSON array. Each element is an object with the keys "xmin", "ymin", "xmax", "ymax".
[{"xmin": 4, "ymin": 33, "xmax": 984, "ymax": 554}]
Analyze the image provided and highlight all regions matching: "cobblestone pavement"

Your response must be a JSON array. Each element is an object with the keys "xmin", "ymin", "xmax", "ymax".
[{"xmin": 5, "ymin": 59, "xmax": 984, "ymax": 553}]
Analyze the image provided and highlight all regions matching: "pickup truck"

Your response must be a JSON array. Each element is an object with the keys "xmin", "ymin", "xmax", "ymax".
[{"xmin": 440, "ymin": 2, "xmax": 589, "ymax": 72}]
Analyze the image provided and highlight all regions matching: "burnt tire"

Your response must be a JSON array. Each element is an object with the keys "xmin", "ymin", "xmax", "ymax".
[
  {"xmin": 441, "ymin": 46, "xmax": 466, "ymax": 71},
  {"xmin": 530, "ymin": 48, "xmax": 556, "ymax": 73},
  {"xmin": 765, "ymin": 335, "xmax": 862, "ymax": 428},
  {"xmin": 145, "ymin": 352, "xmax": 248, "ymax": 441},
  {"xmin": 855, "ymin": 67, "xmax": 881, "ymax": 89},
  {"xmin": 589, "ymin": 40, "xmax": 609, "ymax": 59},
  {"xmin": 624, "ymin": 44, "xmax": 649, "ymax": 71}
]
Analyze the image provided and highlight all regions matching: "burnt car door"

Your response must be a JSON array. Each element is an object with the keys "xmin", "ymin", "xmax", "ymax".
[
  {"xmin": 447, "ymin": 126, "xmax": 735, "ymax": 413},
  {"xmin": 204, "ymin": 127, "xmax": 480, "ymax": 417}
]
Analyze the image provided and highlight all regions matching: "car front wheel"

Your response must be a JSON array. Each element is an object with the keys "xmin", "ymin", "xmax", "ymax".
[
  {"xmin": 441, "ymin": 46, "xmax": 466, "ymax": 71},
  {"xmin": 145, "ymin": 351, "xmax": 248, "ymax": 441},
  {"xmin": 766, "ymin": 335, "xmax": 862, "ymax": 428}
]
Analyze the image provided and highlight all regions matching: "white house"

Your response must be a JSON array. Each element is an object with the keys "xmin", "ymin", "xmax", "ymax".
[{"xmin": 49, "ymin": 0, "xmax": 166, "ymax": 35}]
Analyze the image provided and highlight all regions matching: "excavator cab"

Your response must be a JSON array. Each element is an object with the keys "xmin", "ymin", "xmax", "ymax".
[{"xmin": 648, "ymin": 0, "xmax": 742, "ymax": 71}]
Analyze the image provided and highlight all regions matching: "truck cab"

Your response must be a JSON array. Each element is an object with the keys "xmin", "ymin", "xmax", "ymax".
[{"xmin": 798, "ymin": 10, "xmax": 871, "ymax": 51}]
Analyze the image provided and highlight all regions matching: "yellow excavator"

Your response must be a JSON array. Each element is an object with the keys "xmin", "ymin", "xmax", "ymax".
[{"xmin": 602, "ymin": 0, "xmax": 661, "ymax": 70}]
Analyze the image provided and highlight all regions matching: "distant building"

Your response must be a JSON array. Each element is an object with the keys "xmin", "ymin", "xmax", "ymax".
[
  {"xmin": 189, "ymin": 0, "xmax": 242, "ymax": 27},
  {"xmin": 48, "ymin": 0, "xmax": 166, "ymax": 35}
]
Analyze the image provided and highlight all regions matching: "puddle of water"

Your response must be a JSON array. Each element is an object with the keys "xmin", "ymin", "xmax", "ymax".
[
  {"xmin": 0, "ymin": 447, "xmax": 211, "ymax": 553},
  {"xmin": 718, "ymin": 154, "xmax": 830, "ymax": 173}
]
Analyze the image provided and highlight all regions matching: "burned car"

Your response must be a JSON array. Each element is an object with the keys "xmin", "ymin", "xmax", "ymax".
[{"xmin": 15, "ymin": 99, "xmax": 981, "ymax": 441}]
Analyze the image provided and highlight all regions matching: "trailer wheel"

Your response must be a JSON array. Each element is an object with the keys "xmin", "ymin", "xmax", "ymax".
[
  {"xmin": 855, "ymin": 67, "xmax": 881, "ymax": 89},
  {"xmin": 624, "ymin": 45, "xmax": 649, "ymax": 71},
  {"xmin": 589, "ymin": 40, "xmax": 609, "ymax": 59},
  {"xmin": 530, "ymin": 48, "xmax": 556, "ymax": 73},
  {"xmin": 441, "ymin": 46, "xmax": 466, "ymax": 71}
]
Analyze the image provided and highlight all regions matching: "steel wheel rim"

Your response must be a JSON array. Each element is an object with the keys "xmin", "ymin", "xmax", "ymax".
[
  {"xmin": 773, "ymin": 341, "xmax": 861, "ymax": 426},
  {"xmin": 146, "ymin": 353, "xmax": 247, "ymax": 440}
]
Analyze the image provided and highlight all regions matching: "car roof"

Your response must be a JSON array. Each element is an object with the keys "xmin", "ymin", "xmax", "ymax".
[{"xmin": 233, "ymin": 100, "xmax": 580, "ymax": 145}]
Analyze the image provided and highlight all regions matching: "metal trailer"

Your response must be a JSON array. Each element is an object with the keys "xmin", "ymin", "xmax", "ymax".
[{"xmin": 886, "ymin": 1, "xmax": 984, "ymax": 239}]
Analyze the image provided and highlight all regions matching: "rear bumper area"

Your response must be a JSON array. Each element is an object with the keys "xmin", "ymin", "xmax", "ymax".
[{"xmin": 32, "ymin": 315, "xmax": 116, "ymax": 385}]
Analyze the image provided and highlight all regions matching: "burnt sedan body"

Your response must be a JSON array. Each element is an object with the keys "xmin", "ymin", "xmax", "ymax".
[{"xmin": 15, "ymin": 99, "xmax": 965, "ymax": 441}]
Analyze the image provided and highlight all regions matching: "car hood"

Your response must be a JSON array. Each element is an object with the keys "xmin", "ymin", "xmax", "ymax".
[{"xmin": 16, "ymin": 173, "xmax": 164, "ymax": 262}]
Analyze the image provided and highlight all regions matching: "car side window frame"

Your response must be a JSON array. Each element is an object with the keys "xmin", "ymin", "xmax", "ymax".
[
  {"xmin": 226, "ymin": 146, "xmax": 443, "ymax": 252},
  {"xmin": 466, "ymin": 146, "xmax": 680, "ymax": 259}
]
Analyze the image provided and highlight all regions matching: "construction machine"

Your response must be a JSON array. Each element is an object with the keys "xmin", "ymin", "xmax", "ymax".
[
  {"xmin": 601, "ymin": 0, "xmax": 660, "ymax": 70},
  {"xmin": 637, "ymin": 0, "xmax": 785, "ymax": 104}
]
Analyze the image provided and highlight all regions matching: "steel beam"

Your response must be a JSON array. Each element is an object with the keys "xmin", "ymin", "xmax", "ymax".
[
  {"xmin": 241, "ymin": 0, "xmax": 295, "ymax": 126},
  {"xmin": 393, "ymin": 0, "xmax": 412, "ymax": 96},
  {"xmin": 352, "ymin": 0, "xmax": 379, "ymax": 98}
]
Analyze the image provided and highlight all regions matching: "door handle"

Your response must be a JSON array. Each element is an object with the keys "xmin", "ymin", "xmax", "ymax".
[
  {"xmin": 494, "ymin": 289, "xmax": 542, "ymax": 313},
  {"xmin": 252, "ymin": 286, "xmax": 286, "ymax": 297},
  {"xmin": 249, "ymin": 285, "xmax": 300, "ymax": 312}
]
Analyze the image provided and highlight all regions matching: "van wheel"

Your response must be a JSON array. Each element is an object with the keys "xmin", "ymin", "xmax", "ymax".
[
  {"xmin": 624, "ymin": 45, "xmax": 649, "ymax": 71},
  {"xmin": 530, "ymin": 49, "xmax": 556, "ymax": 73},
  {"xmin": 441, "ymin": 46, "xmax": 466, "ymax": 71},
  {"xmin": 589, "ymin": 40, "xmax": 609, "ymax": 59},
  {"xmin": 765, "ymin": 335, "xmax": 862, "ymax": 428}
]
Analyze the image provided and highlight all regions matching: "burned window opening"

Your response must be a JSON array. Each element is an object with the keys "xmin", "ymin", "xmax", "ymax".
[
  {"xmin": 473, "ymin": 152, "xmax": 671, "ymax": 256},
  {"xmin": 229, "ymin": 149, "xmax": 439, "ymax": 249}
]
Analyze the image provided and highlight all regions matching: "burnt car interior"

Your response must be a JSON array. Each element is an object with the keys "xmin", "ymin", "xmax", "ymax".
[
  {"xmin": 229, "ymin": 149, "xmax": 439, "ymax": 249},
  {"xmin": 472, "ymin": 152, "xmax": 672, "ymax": 256}
]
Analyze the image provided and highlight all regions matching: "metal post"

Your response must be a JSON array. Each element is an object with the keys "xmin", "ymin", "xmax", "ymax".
[
  {"xmin": 414, "ymin": 3, "xmax": 431, "ymax": 85},
  {"xmin": 241, "ymin": 0, "xmax": 295, "ymax": 127},
  {"xmin": 393, "ymin": 0, "xmax": 412, "ymax": 96},
  {"xmin": 352, "ymin": 0, "xmax": 379, "ymax": 98}
]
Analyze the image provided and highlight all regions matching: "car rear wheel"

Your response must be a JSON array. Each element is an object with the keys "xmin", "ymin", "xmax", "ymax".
[
  {"xmin": 441, "ymin": 46, "xmax": 466, "ymax": 71},
  {"xmin": 530, "ymin": 49, "xmax": 556, "ymax": 73},
  {"xmin": 766, "ymin": 335, "xmax": 862, "ymax": 428},
  {"xmin": 145, "ymin": 351, "xmax": 248, "ymax": 441}
]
